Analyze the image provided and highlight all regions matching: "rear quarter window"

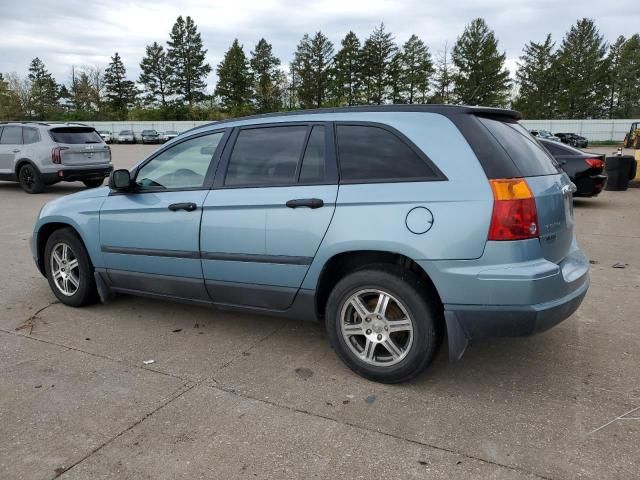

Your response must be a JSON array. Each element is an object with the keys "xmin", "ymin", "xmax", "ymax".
[
  {"xmin": 49, "ymin": 127, "xmax": 103, "ymax": 144},
  {"xmin": 478, "ymin": 117, "xmax": 559, "ymax": 176},
  {"xmin": 336, "ymin": 124, "xmax": 441, "ymax": 182}
]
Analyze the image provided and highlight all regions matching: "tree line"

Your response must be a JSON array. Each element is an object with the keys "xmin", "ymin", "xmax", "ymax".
[{"xmin": 1, "ymin": 16, "xmax": 639, "ymax": 122}]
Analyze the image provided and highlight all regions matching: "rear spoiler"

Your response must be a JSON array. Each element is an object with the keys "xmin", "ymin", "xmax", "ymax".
[{"xmin": 467, "ymin": 107, "xmax": 522, "ymax": 121}]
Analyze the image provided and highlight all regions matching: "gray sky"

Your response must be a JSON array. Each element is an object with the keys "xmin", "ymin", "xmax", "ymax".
[{"xmin": 1, "ymin": 0, "xmax": 638, "ymax": 89}]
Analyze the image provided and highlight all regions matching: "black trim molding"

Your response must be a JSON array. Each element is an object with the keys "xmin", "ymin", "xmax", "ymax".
[{"xmin": 101, "ymin": 245, "xmax": 312, "ymax": 265}]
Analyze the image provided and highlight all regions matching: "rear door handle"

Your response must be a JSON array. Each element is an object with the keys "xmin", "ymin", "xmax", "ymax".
[
  {"xmin": 286, "ymin": 198, "xmax": 324, "ymax": 209},
  {"xmin": 168, "ymin": 202, "xmax": 197, "ymax": 212},
  {"xmin": 12, "ymin": 149, "xmax": 20, "ymax": 153}
]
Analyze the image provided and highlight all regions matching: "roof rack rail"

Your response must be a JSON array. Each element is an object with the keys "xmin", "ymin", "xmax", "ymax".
[{"xmin": 0, "ymin": 121, "xmax": 51, "ymax": 126}]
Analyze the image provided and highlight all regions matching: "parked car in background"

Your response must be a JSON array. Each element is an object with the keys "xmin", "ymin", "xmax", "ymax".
[
  {"xmin": 556, "ymin": 133, "xmax": 588, "ymax": 148},
  {"xmin": 117, "ymin": 130, "xmax": 135, "ymax": 144},
  {"xmin": 539, "ymin": 138, "xmax": 606, "ymax": 197},
  {"xmin": 159, "ymin": 130, "xmax": 179, "ymax": 143},
  {"xmin": 98, "ymin": 130, "xmax": 112, "ymax": 144},
  {"xmin": 141, "ymin": 129, "xmax": 160, "ymax": 144},
  {"xmin": 530, "ymin": 129, "xmax": 561, "ymax": 142},
  {"xmin": 30, "ymin": 105, "xmax": 589, "ymax": 383},
  {"xmin": 0, "ymin": 122, "xmax": 113, "ymax": 193}
]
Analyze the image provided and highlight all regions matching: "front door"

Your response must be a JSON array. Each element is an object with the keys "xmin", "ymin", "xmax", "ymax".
[
  {"xmin": 99, "ymin": 130, "xmax": 227, "ymax": 301},
  {"xmin": 200, "ymin": 123, "xmax": 338, "ymax": 310}
]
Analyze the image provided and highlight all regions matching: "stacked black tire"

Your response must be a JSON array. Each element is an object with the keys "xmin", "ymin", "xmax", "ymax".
[{"xmin": 605, "ymin": 155, "xmax": 637, "ymax": 191}]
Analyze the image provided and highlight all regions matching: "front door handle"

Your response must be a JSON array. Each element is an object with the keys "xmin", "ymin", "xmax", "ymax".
[
  {"xmin": 286, "ymin": 198, "xmax": 324, "ymax": 209},
  {"xmin": 12, "ymin": 149, "xmax": 20, "ymax": 153},
  {"xmin": 168, "ymin": 202, "xmax": 197, "ymax": 212}
]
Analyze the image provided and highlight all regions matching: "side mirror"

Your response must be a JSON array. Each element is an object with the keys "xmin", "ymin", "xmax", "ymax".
[{"xmin": 109, "ymin": 169, "xmax": 132, "ymax": 191}]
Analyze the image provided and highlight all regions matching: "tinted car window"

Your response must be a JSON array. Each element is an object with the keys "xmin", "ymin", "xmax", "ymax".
[
  {"xmin": 478, "ymin": 118, "xmax": 559, "ymax": 176},
  {"xmin": 0, "ymin": 126, "xmax": 23, "ymax": 145},
  {"xmin": 23, "ymin": 127, "xmax": 40, "ymax": 144},
  {"xmin": 49, "ymin": 127, "xmax": 103, "ymax": 144},
  {"xmin": 544, "ymin": 142, "xmax": 570, "ymax": 156},
  {"xmin": 299, "ymin": 126, "xmax": 325, "ymax": 183},
  {"xmin": 1, "ymin": 126, "xmax": 23, "ymax": 144},
  {"xmin": 225, "ymin": 126, "xmax": 307, "ymax": 186},
  {"xmin": 336, "ymin": 125, "xmax": 437, "ymax": 182},
  {"xmin": 136, "ymin": 132, "xmax": 224, "ymax": 190}
]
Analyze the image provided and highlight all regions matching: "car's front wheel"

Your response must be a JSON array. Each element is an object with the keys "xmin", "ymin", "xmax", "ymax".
[
  {"xmin": 44, "ymin": 228, "xmax": 97, "ymax": 307},
  {"xmin": 326, "ymin": 267, "xmax": 441, "ymax": 383},
  {"xmin": 83, "ymin": 179, "xmax": 104, "ymax": 188}
]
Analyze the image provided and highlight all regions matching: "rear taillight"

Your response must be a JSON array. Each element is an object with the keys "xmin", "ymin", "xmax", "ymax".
[
  {"xmin": 585, "ymin": 158, "xmax": 604, "ymax": 169},
  {"xmin": 488, "ymin": 178, "xmax": 539, "ymax": 241},
  {"xmin": 51, "ymin": 146, "xmax": 69, "ymax": 164}
]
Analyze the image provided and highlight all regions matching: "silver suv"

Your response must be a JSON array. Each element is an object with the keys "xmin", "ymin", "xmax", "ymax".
[{"xmin": 0, "ymin": 122, "xmax": 113, "ymax": 193}]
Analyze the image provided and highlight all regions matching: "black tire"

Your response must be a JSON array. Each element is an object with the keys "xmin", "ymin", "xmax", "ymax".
[
  {"xmin": 325, "ymin": 266, "xmax": 441, "ymax": 383},
  {"xmin": 83, "ymin": 179, "xmax": 104, "ymax": 188},
  {"xmin": 18, "ymin": 163, "xmax": 45, "ymax": 194},
  {"xmin": 44, "ymin": 228, "xmax": 98, "ymax": 307}
]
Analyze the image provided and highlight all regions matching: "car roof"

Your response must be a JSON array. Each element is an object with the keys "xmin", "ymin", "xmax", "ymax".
[{"xmin": 184, "ymin": 104, "xmax": 522, "ymax": 135}]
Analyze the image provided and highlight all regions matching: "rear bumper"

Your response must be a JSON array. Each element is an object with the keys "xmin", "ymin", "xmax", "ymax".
[
  {"xmin": 419, "ymin": 238, "xmax": 590, "ymax": 359},
  {"xmin": 42, "ymin": 166, "xmax": 113, "ymax": 183},
  {"xmin": 574, "ymin": 174, "xmax": 607, "ymax": 197}
]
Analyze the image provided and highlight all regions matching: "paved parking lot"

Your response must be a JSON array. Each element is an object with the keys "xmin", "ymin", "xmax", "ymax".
[{"xmin": 1, "ymin": 144, "xmax": 639, "ymax": 479}]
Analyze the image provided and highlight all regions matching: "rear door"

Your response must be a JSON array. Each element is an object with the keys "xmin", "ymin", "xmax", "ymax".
[
  {"xmin": 49, "ymin": 127, "xmax": 111, "ymax": 166},
  {"xmin": 0, "ymin": 126, "xmax": 23, "ymax": 174},
  {"xmin": 200, "ymin": 123, "xmax": 338, "ymax": 309},
  {"xmin": 478, "ymin": 117, "xmax": 573, "ymax": 264}
]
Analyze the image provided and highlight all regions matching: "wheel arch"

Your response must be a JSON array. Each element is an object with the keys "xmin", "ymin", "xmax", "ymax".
[
  {"xmin": 15, "ymin": 158, "xmax": 40, "ymax": 176},
  {"xmin": 314, "ymin": 250, "xmax": 443, "ymax": 322}
]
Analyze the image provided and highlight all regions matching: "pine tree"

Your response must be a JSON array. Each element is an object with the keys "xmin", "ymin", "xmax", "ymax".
[
  {"xmin": 28, "ymin": 57, "xmax": 58, "ymax": 119},
  {"xmin": 292, "ymin": 32, "xmax": 334, "ymax": 108},
  {"xmin": 361, "ymin": 23, "xmax": 397, "ymax": 104},
  {"xmin": 0, "ymin": 73, "xmax": 11, "ymax": 120},
  {"xmin": 513, "ymin": 34, "xmax": 557, "ymax": 118},
  {"xmin": 167, "ymin": 16, "xmax": 212, "ymax": 107},
  {"xmin": 617, "ymin": 34, "xmax": 640, "ymax": 118},
  {"xmin": 604, "ymin": 36, "xmax": 626, "ymax": 118},
  {"xmin": 397, "ymin": 34, "xmax": 433, "ymax": 104},
  {"xmin": 555, "ymin": 18, "xmax": 608, "ymax": 118},
  {"xmin": 331, "ymin": 31, "xmax": 363, "ymax": 106},
  {"xmin": 250, "ymin": 38, "xmax": 282, "ymax": 113},
  {"xmin": 139, "ymin": 42, "xmax": 171, "ymax": 107},
  {"xmin": 214, "ymin": 39, "xmax": 253, "ymax": 115},
  {"xmin": 452, "ymin": 18, "xmax": 510, "ymax": 107},
  {"xmin": 432, "ymin": 43, "xmax": 454, "ymax": 104},
  {"xmin": 104, "ymin": 52, "xmax": 137, "ymax": 117}
]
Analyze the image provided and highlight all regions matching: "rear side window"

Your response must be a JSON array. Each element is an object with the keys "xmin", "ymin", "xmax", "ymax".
[
  {"xmin": 0, "ymin": 126, "xmax": 23, "ymax": 145},
  {"xmin": 544, "ymin": 142, "xmax": 570, "ymax": 156},
  {"xmin": 479, "ymin": 118, "xmax": 559, "ymax": 176},
  {"xmin": 225, "ymin": 126, "xmax": 307, "ymax": 187},
  {"xmin": 49, "ymin": 127, "xmax": 103, "ymax": 144},
  {"xmin": 336, "ymin": 125, "xmax": 438, "ymax": 182},
  {"xmin": 23, "ymin": 127, "xmax": 40, "ymax": 144}
]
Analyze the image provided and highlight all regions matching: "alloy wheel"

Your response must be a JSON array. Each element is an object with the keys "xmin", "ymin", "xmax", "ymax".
[
  {"xmin": 340, "ymin": 289, "xmax": 414, "ymax": 366},
  {"xmin": 50, "ymin": 242, "xmax": 80, "ymax": 296}
]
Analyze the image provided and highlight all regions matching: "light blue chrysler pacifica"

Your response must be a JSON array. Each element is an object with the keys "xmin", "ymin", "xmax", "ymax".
[{"xmin": 31, "ymin": 105, "xmax": 589, "ymax": 383}]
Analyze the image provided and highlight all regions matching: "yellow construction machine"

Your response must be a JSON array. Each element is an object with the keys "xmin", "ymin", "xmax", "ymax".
[{"xmin": 623, "ymin": 122, "xmax": 640, "ymax": 148}]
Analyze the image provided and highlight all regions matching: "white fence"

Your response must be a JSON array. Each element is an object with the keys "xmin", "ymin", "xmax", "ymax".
[{"xmin": 81, "ymin": 118, "xmax": 640, "ymax": 142}]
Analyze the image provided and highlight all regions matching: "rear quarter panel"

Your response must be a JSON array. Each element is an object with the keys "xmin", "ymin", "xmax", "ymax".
[{"xmin": 301, "ymin": 112, "xmax": 493, "ymax": 290}]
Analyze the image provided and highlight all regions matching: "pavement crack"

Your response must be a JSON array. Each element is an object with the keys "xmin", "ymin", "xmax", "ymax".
[
  {"xmin": 55, "ymin": 381, "xmax": 198, "ymax": 479},
  {"xmin": 14, "ymin": 301, "xmax": 60, "ymax": 335},
  {"xmin": 207, "ymin": 382, "xmax": 555, "ymax": 480}
]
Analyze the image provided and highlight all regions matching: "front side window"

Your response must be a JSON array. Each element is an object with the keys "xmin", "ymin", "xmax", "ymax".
[
  {"xmin": 336, "ymin": 125, "xmax": 438, "ymax": 182},
  {"xmin": 224, "ymin": 126, "xmax": 308, "ymax": 187},
  {"xmin": 0, "ymin": 126, "xmax": 23, "ymax": 145},
  {"xmin": 135, "ymin": 132, "xmax": 224, "ymax": 190}
]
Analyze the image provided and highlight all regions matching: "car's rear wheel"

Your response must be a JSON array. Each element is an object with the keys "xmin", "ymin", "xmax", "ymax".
[
  {"xmin": 18, "ymin": 164, "xmax": 45, "ymax": 194},
  {"xmin": 83, "ymin": 179, "xmax": 104, "ymax": 188},
  {"xmin": 44, "ymin": 228, "xmax": 98, "ymax": 307},
  {"xmin": 325, "ymin": 267, "xmax": 441, "ymax": 383}
]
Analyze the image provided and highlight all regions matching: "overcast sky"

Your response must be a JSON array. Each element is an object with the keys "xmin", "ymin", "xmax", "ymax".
[{"xmin": 1, "ymin": 0, "xmax": 638, "ymax": 90}]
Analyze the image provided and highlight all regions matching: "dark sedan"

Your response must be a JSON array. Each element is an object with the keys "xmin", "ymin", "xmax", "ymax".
[
  {"xmin": 555, "ymin": 133, "xmax": 588, "ymax": 148},
  {"xmin": 141, "ymin": 129, "xmax": 160, "ymax": 144},
  {"xmin": 539, "ymin": 138, "xmax": 606, "ymax": 197}
]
